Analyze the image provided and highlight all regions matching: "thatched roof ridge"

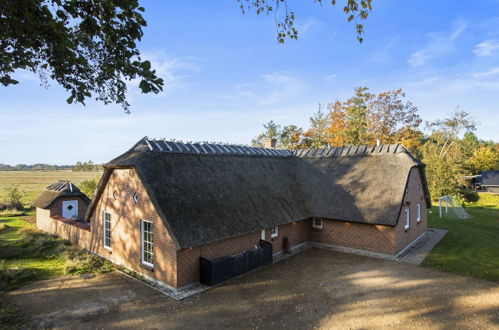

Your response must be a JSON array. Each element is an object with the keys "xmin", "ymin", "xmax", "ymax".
[
  {"xmin": 86, "ymin": 137, "xmax": 431, "ymax": 249},
  {"xmin": 31, "ymin": 181, "xmax": 90, "ymax": 209},
  {"xmin": 142, "ymin": 137, "xmax": 293, "ymax": 157}
]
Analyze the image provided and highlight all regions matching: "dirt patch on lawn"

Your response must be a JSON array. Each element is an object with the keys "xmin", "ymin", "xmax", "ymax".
[{"xmin": 6, "ymin": 248, "xmax": 499, "ymax": 329}]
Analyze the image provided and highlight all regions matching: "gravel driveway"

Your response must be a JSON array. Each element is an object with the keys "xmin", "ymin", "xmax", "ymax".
[{"xmin": 7, "ymin": 248, "xmax": 499, "ymax": 329}]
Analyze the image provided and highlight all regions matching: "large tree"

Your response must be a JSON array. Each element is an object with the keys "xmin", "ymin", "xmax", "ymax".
[
  {"xmin": 0, "ymin": 0, "xmax": 164, "ymax": 113},
  {"xmin": 303, "ymin": 104, "xmax": 330, "ymax": 148},
  {"xmin": 1, "ymin": 1, "xmax": 372, "ymax": 111},
  {"xmin": 325, "ymin": 87, "xmax": 423, "ymax": 150},
  {"xmin": 422, "ymin": 111, "xmax": 476, "ymax": 197}
]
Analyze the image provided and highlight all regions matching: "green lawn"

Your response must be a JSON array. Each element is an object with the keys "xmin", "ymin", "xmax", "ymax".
[
  {"xmin": 0, "ymin": 210, "xmax": 113, "ymax": 328},
  {"xmin": 423, "ymin": 193, "xmax": 499, "ymax": 282},
  {"xmin": 0, "ymin": 211, "xmax": 66, "ymax": 291}
]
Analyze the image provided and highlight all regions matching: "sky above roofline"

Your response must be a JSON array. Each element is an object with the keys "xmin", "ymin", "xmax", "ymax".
[{"xmin": 1, "ymin": 0, "xmax": 499, "ymax": 164}]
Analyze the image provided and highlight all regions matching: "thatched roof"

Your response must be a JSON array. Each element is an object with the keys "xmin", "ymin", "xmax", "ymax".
[
  {"xmin": 86, "ymin": 138, "xmax": 431, "ymax": 249},
  {"xmin": 31, "ymin": 180, "xmax": 90, "ymax": 209}
]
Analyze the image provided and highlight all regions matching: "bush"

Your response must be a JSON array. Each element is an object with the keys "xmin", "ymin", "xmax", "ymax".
[
  {"xmin": 79, "ymin": 177, "xmax": 100, "ymax": 198},
  {"xmin": 2, "ymin": 185, "xmax": 24, "ymax": 211},
  {"xmin": 461, "ymin": 190, "xmax": 479, "ymax": 203},
  {"xmin": 0, "ymin": 266, "xmax": 38, "ymax": 292},
  {"xmin": 0, "ymin": 209, "xmax": 25, "ymax": 217},
  {"xmin": 63, "ymin": 248, "xmax": 113, "ymax": 275},
  {"xmin": 17, "ymin": 228, "xmax": 69, "ymax": 258},
  {"xmin": 0, "ymin": 224, "xmax": 10, "ymax": 233}
]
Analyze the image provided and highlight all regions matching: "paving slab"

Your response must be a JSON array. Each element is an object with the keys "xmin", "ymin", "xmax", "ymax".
[{"xmin": 399, "ymin": 228, "xmax": 448, "ymax": 265}]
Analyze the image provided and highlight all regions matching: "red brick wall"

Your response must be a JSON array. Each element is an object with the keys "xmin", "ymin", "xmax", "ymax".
[
  {"xmin": 310, "ymin": 219, "xmax": 396, "ymax": 254},
  {"xmin": 88, "ymin": 169, "xmax": 178, "ymax": 288},
  {"xmin": 263, "ymin": 220, "xmax": 310, "ymax": 253},
  {"xmin": 36, "ymin": 207, "xmax": 92, "ymax": 248},
  {"xmin": 176, "ymin": 221, "xmax": 311, "ymax": 288},
  {"xmin": 49, "ymin": 196, "xmax": 88, "ymax": 220},
  {"xmin": 395, "ymin": 167, "xmax": 428, "ymax": 253},
  {"xmin": 177, "ymin": 231, "xmax": 262, "ymax": 287}
]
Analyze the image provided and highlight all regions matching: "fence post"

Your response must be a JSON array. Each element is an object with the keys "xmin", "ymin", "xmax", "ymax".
[{"xmin": 439, "ymin": 198, "xmax": 442, "ymax": 218}]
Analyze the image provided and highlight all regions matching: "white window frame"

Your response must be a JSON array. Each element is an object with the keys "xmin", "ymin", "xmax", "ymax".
[
  {"xmin": 416, "ymin": 204, "xmax": 421, "ymax": 223},
  {"xmin": 103, "ymin": 211, "xmax": 111, "ymax": 250},
  {"xmin": 133, "ymin": 192, "xmax": 140, "ymax": 203},
  {"xmin": 271, "ymin": 226, "xmax": 278, "ymax": 238},
  {"xmin": 404, "ymin": 208, "xmax": 410, "ymax": 231},
  {"xmin": 141, "ymin": 220, "xmax": 154, "ymax": 267},
  {"xmin": 312, "ymin": 218, "xmax": 323, "ymax": 229}
]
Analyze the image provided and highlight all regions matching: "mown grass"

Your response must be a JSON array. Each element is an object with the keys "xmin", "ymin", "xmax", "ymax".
[
  {"xmin": 0, "ymin": 170, "xmax": 101, "ymax": 205},
  {"xmin": 0, "ymin": 210, "xmax": 112, "ymax": 328},
  {"xmin": 423, "ymin": 193, "xmax": 499, "ymax": 282}
]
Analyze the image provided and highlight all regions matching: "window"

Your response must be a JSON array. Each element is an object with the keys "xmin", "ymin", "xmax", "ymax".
[
  {"xmin": 312, "ymin": 218, "xmax": 323, "ymax": 229},
  {"xmin": 133, "ymin": 193, "xmax": 140, "ymax": 203},
  {"xmin": 271, "ymin": 226, "xmax": 278, "ymax": 238},
  {"xmin": 417, "ymin": 204, "xmax": 421, "ymax": 223},
  {"xmin": 404, "ymin": 208, "xmax": 410, "ymax": 231},
  {"xmin": 113, "ymin": 191, "xmax": 118, "ymax": 200},
  {"xmin": 141, "ymin": 220, "xmax": 154, "ymax": 267},
  {"xmin": 103, "ymin": 211, "xmax": 111, "ymax": 249}
]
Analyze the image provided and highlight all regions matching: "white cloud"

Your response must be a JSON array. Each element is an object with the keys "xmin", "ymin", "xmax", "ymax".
[
  {"xmin": 473, "ymin": 40, "xmax": 499, "ymax": 57},
  {"xmin": 297, "ymin": 17, "xmax": 322, "ymax": 37},
  {"xmin": 128, "ymin": 50, "xmax": 202, "ymax": 96},
  {"xmin": 408, "ymin": 22, "xmax": 467, "ymax": 67},
  {"xmin": 472, "ymin": 66, "xmax": 499, "ymax": 78},
  {"xmin": 233, "ymin": 72, "xmax": 304, "ymax": 106},
  {"xmin": 407, "ymin": 66, "xmax": 499, "ymax": 95},
  {"xmin": 323, "ymin": 74, "xmax": 337, "ymax": 81}
]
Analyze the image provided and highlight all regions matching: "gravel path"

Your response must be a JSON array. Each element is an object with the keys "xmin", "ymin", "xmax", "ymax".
[{"xmin": 7, "ymin": 248, "xmax": 499, "ymax": 329}]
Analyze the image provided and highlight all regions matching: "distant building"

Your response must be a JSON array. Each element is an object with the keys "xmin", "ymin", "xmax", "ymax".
[
  {"xmin": 32, "ymin": 181, "xmax": 91, "ymax": 236},
  {"xmin": 481, "ymin": 170, "xmax": 499, "ymax": 193}
]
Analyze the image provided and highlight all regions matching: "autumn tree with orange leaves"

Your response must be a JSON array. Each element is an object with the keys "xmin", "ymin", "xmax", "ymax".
[{"xmin": 324, "ymin": 87, "xmax": 423, "ymax": 153}]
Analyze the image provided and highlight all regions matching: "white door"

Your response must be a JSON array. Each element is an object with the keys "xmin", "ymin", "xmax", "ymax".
[{"xmin": 62, "ymin": 200, "xmax": 78, "ymax": 219}]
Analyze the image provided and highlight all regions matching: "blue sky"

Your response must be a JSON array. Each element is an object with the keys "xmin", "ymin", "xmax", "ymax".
[{"xmin": 1, "ymin": 0, "xmax": 499, "ymax": 164}]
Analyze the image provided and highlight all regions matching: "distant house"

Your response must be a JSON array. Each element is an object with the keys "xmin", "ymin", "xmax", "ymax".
[
  {"xmin": 35, "ymin": 138, "xmax": 431, "ymax": 292},
  {"xmin": 32, "ymin": 181, "xmax": 92, "ymax": 236},
  {"xmin": 480, "ymin": 170, "xmax": 499, "ymax": 193}
]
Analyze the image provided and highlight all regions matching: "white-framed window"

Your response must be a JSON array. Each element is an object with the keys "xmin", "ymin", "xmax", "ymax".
[
  {"xmin": 133, "ymin": 192, "xmax": 140, "ymax": 203},
  {"xmin": 103, "ymin": 211, "xmax": 111, "ymax": 250},
  {"xmin": 113, "ymin": 191, "xmax": 118, "ymax": 200},
  {"xmin": 312, "ymin": 218, "xmax": 323, "ymax": 229},
  {"xmin": 404, "ymin": 208, "xmax": 410, "ymax": 231},
  {"xmin": 417, "ymin": 204, "xmax": 421, "ymax": 223},
  {"xmin": 271, "ymin": 226, "xmax": 278, "ymax": 238},
  {"xmin": 141, "ymin": 220, "xmax": 154, "ymax": 267}
]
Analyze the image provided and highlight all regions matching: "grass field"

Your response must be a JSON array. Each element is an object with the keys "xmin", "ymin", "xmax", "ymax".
[
  {"xmin": 0, "ymin": 171, "xmax": 101, "ymax": 205},
  {"xmin": 423, "ymin": 193, "xmax": 499, "ymax": 282},
  {"xmin": 0, "ymin": 210, "xmax": 112, "ymax": 328}
]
